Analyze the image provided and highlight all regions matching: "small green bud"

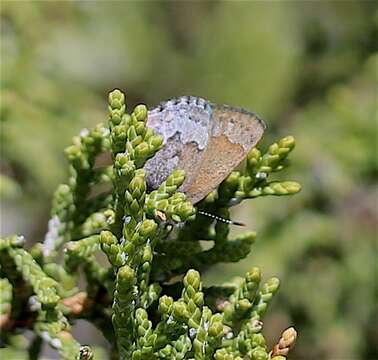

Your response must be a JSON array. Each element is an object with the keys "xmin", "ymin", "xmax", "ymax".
[
  {"xmin": 142, "ymin": 246, "xmax": 153, "ymax": 263},
  {"xmin": 184, "ymin": 269, "xmax": 201, "ymax": 290},
  {"xmin": 109, "ymin": 109, "xmax": 124, "ymax": 125},
  {"xmin": 278, "ymin": 135, "xmax": 295, "ymax": 149},
  {"xmin": 248, "ymin": 148, "xmax": 261, "ymax": 162},
  {"xmin": 209, "ymin": 321, "xmax": 223, "ymax": 337},
  {"xmin": 65, "ymin": 145, "xmax": 81, "ymax": 161},
  {"xmin": 251, "ymin": 348, "xmax": 268, "ymax": 360},
  {"xmin": 172, "ymin": 302, "xmax": 189, "ymax": 320},
  {"xmin": 266, "ymin": 277, "xmax": 280, "ymax": 292},
  {"xmin": 193, "ymin": 292, "xmax": 204, "ymax": 307},
  {"xmin": 133, "ymin": 104, "xmax": 148, "ymax": 121},
  {"xmin": 123, "ymin": 113, "xmax": 132, "ymax": 124},
  {"xmin": 280, "ymin": 181, "xmax": 301, "ymax": 194},
  {"xmin": 112, "ymin": 123, "xmax": 127, "ymax": 139},
  {"xmin": 175, "ymin": 340, "xmax": 184, "ymax": 352},
  {"xmin": 0, "ymin": 235, "xmax": 25, "ymax": 250},
  {"xmin": 117, "ymin": 265, "xmax": 135, "ymax": 284},
  {"xmin": 237, "ymin": 299, "xmax": 252, "ymax": 312},
  {"xmin": 159, "ymin": 295, "xmax": 173, "ymax": 315},
  {"xmin": 171, "ymin": 214, "xmax": 182, "ymax": 223},
  {"xmin": 128, "ymin": 174, "xmax": 146, "ymax": 194},
  {"xmin": 149, "ymin": 135, "xmax": 163, "ymax": 150},
  {"xmin": 100, "ymin": 231, "xmax": 118, "ymax": 246},
  {"xmin": 169, "ymin": 193, "xmax": 186, "ymax": 205},
  {"xmin": 134, "ymin": 142, "xmax": 150, "ymax": 158},
  {"xmin": 168, "ymin": 169, "xmax": 185, "ymax": 186},
  {"xmin": 139, "ymin": 219, "xmax": 157, "ymax": 237},
  {"xmin": 135, "ymin": 307, "xmax": 148, "ymax": 321},
  {"xmin": 177, "ymin": 202, "xmax": 195, "ymax": 218},
  {"xmin": 251, "ymin": 333, "xmax": 266, "ymax": 348},
  {"xmin": 203, "ymin": 189, "xmax": 218, "ymax": 203},
  {"xmin": 247, "ymin": 267, "xmax": 261, "ymax": 283},
  {"xmin": 223, "ymin": 171, "xmax": 241, "ymax": 189},
  {"xmin": 108, "ymin": 89, "xmax": 125, "ymax": 110},
  {"xmin": 134, "ymin": 122, "xmax": 146, "ymax": 136}
]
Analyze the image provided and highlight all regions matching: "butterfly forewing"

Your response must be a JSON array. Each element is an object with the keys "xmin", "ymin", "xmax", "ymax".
[
  {"xmin": 144, "ymin": 97, "xmax": 265, "ymax": 205},
  {"xmin": 144, "ymin": 97, "xmax": 212, "ymax": 192}
]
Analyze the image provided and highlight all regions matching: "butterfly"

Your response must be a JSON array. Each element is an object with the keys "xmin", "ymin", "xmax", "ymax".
[{"xmin": 144, "ymin": 96, "xmax": 265, "ymax": 205}]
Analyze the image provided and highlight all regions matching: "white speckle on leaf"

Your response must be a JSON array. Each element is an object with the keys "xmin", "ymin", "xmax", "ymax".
[
  {"xmin": 28, "ymin": 296, "xmax": 41, "ymax": 311},
  {"xmin": 101, "ymin": 128, "xmax": 110, "ymax": 137},
  {"xmin": 204, "ymin": 321, "xmax": 209, "ymax": 331},
  {"xmin": 226, "ymin": 331, "xmax": 234, "ymax": 339},
  {"xmin": 43, "ymin": 215, "xmax": 61, "ymax": 257},
  {"xmin": 80, "ymin": 128, "xmax": 90, "ymax": 137},
  {"xmin": 256, "ymin": 172, "xmax": 267, "ymax": 179},
  {"xmin": 189, "ymin": 328, "xmax": 197, "ymax": 338},
  {"xmin": 228, "ymin": 197, "xmax": 242, "ymax": 206},
  {"xmin": 51, "ymin": 338, "xmax": 62, "ymax": 349}
]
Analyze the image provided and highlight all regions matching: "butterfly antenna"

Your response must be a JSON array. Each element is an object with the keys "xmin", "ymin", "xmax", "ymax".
[{"xmin": 198, "ymin": 210, "xmax": 245, "ymax": 226}]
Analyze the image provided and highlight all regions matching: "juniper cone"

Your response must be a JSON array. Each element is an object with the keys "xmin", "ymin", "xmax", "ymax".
[{"xmin": 0, "ymin": 89, "xmax": 300, "ymax": 359}]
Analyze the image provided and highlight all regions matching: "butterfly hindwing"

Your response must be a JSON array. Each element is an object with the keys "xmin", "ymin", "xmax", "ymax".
[{"xmin": 182, "ymin": 104, "xmax": 265, "ymax": 204}]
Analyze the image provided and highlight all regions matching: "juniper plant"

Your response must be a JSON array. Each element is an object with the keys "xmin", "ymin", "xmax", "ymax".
[{"xmin": 0, "ymin": 89, "xmax": 300, "ymax": 359}]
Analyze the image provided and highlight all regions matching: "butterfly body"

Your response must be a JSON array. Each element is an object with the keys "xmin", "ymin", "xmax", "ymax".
[{"xmin": 144, "ymin": 96, "xmax": 265, "ymax": 204}]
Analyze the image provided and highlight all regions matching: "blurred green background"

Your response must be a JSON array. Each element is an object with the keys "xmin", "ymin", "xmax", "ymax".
[{"xmin": 1, "ymin": 1, "xmax": 377, "ymax": 359}]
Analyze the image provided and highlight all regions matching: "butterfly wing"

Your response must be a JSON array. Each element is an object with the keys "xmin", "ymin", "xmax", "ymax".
[
  {"xmin": 181, "ymin": 104, "xmax": 265, "ymax": 204},
  {"xmin": 144, "ymin": 97, "xmax": 212, "ymax": 192}
]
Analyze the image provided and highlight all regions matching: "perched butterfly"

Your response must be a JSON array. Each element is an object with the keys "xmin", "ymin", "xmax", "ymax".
[{"xmin": 144, "ymin": 96, "xmax": 266, "ymax": 205}]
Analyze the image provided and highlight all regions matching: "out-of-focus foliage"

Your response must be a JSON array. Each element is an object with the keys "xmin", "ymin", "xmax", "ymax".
[
  {"xmin": 207, "ymin": 54, "xmax": 377, "ymax": 360},
  {"xmin": 1, "ymin": 1, "xmax": 377, "ymax": 359}
]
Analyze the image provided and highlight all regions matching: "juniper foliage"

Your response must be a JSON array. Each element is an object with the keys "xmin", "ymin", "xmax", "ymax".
[{"xmin": 0, "ymin": 90, "xmax": 300, "ymax": 359}]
